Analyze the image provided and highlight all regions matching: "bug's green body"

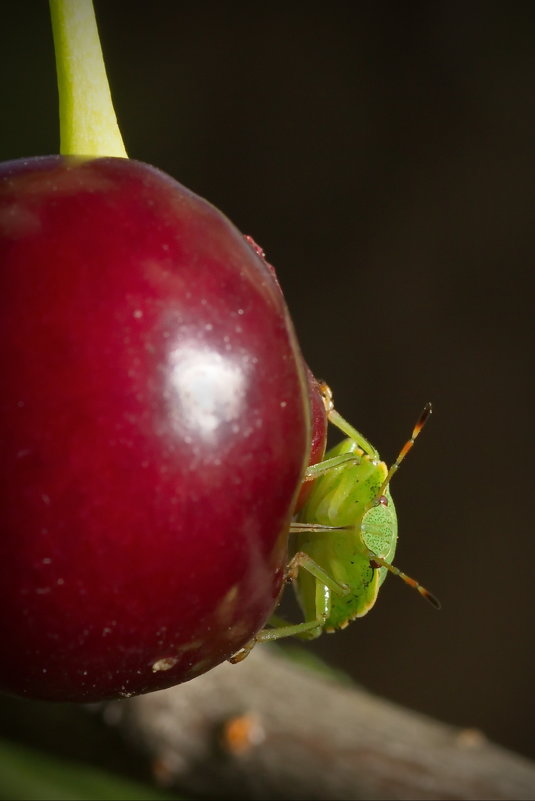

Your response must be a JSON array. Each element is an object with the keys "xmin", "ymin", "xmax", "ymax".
[
  {"xmin": 292, "ymin": 438, "xmax": 397, "ymax": 631},
  {"xmin": 228, "ymin": 398, "xmax": 437, "ymax": 664}
]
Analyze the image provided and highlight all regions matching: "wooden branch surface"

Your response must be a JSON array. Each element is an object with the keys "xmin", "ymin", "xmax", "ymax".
[{"xmin": 102, "ymin": 646, "xmax": 535, "ymax": 800}]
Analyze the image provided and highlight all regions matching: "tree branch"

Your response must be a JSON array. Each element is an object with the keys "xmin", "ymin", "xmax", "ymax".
[{"xmin": 102, "ymin": 646, "xmax": 535, "ymax": 800}]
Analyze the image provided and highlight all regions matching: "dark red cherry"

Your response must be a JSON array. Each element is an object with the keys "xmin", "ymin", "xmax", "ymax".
[{"xmin": 0, "ymin": 155, "xmax": 310, "ymax": 701}]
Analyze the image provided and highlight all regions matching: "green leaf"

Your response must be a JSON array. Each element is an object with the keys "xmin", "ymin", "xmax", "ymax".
[{"xmin": 0, "ymin": 737, "xmax": 182, "ymax": 801}]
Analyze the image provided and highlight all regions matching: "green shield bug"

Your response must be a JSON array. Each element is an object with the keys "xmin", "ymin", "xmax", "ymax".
[{"xmin": 230, "ymin": 384, "xmax": 439, "ymax": 662}]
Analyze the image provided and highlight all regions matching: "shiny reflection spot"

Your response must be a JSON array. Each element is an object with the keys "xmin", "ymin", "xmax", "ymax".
[
  {"xmin": 168, "ymin": 344, "xmax": 246, "ymax": 440},
  {"xmin": 152, "ymin": 656, "xmax": 178, "ymax": 673}
]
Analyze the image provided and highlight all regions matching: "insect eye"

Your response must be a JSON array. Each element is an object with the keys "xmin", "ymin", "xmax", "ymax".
[{"xmin": 374, "ymin": 495, "xmax": 388, "ymax": 508}]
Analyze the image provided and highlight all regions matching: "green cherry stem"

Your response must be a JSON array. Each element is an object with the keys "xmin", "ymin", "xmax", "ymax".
[{"xmin": 49, "ymin": 0, "xmax": 127, "ymax": 158}]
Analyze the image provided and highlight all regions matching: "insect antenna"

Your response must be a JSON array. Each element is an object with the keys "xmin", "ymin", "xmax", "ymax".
[
  {"xmin": 362, "ymin": 402, "xmax": 440, "ymax": 608},
  {"xmin": 367, "ymin": 550, "xmax": 441, "ymax": 609},
  {"xmin": 378, "ymin": 402, "xmax": 432, "ymax": 497}
]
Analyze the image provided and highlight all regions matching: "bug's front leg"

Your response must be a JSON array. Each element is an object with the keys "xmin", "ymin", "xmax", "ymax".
[{"xmin": 302, "ymin": 452, "xmax": 361, "ymax": 481}]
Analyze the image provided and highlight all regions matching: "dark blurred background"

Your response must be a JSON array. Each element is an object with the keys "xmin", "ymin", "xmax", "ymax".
[{"xmin": 1, "ymin": 0, "xmax": 534, "ymax": 768}]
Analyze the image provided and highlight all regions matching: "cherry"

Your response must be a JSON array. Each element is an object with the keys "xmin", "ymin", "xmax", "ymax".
[{"xmin": 0, "ymin": 155, "xmax": 310, "ymax": 701}]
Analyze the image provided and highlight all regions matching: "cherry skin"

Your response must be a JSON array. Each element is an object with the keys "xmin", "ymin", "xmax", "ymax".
[
  {"xmin": 241, "ymin": 236, "xmax": 328, "ymax": 512},
  {"xmin": 294, "ymin": 368, "xmax": 328, "ymax": 513},
  {"xmin": 0, "ymin": 155, "xmax": 310, "ymax": 702}
]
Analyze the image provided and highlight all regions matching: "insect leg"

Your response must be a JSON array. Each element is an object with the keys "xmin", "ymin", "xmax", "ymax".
[
  {"xmin": 290, "ymin": 522, "xmax": 349, "ymax": 533},
  {"xmin": 228, "ymin": 552, "xmax": 347, "ymax": 661},
  {"xmin": 255, "ymin": 614, "xmax": 326, "ymax": 642},
  {"xmin": 228, "ymin": 597, "xmax": 329, "ymax": 661},
  {"xmin": 256, "ymin": 566, "xmax": 336, "ymax": 642},
  {"xmin": 285, "ymin": 551, "xmax": 349, "ymax": 596},
  {"xmin": 228, "ymin": 615, "xmax": 325, "ymax": 663},
  {"xmin": 327, "ymin": 409, "xmax": 380, "ymax": 458},
  {"xmin": 316, "ymin": 379, "xmax": 379, "ymax": 457},
  {"xmin": 303, "ymin": 452, "xmax": 361, "ymax": 481}
]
